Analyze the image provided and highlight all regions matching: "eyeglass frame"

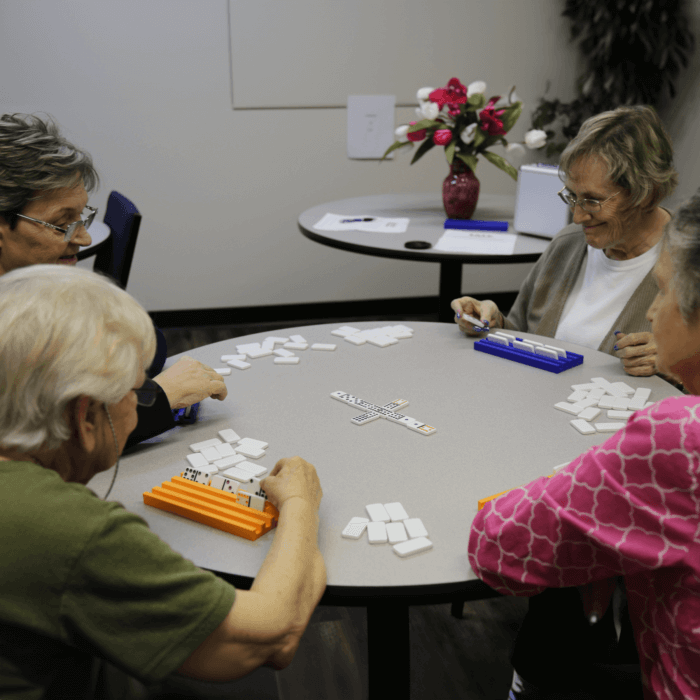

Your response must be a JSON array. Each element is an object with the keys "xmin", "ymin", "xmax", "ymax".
[
  {"xmin": 134, "ymin": 377, "xmax": 163, "ymax": 407},
  {"xmin": 557, "ymin": 186, "xmax": 621, "ymax": 213},
  {"xmin": 14, "ymin": 205, "xmax": 98, "ymax": 242}
]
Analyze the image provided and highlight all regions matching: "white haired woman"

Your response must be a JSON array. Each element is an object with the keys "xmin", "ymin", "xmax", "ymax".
[
  {"xmin": 452, "ymin": 105, "xmax": 678, "ymax": 378},
  {"xmin": 0, "ymin": 113, "xmax": 226, "ymax": 450},
  {"xmin": 469, "ymin": 192, "xmax": 700, "ymax": 698},
  {"xmin": 0, "ymin": 265, "xmax": 325, "ymax": 698}
]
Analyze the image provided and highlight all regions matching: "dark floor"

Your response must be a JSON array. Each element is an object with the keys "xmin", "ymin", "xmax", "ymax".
[{"xmin": 159, "ymin": 316, "xmax": 528, "ymax": 700}]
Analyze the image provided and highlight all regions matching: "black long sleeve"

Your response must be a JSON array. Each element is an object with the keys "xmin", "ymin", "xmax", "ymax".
[{"xmin": 124, "ymin": 389, "xmax": 175, "ymax": 452}]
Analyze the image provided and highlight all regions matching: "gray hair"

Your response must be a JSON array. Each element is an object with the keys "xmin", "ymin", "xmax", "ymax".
[
  {"xmin": 0, "ymin": 265, "xmax": 156, "ymax": 452},
  {"xmin": 559, "ymin": 105, "xmax": 678, "ymax": 211},
  {"xmin": 0, "ymin": 113, "xmax": 99, "ymax": 227},
  {"xmin": 664, "ymin": 191, "xmax": 700, "ymax": 323}
]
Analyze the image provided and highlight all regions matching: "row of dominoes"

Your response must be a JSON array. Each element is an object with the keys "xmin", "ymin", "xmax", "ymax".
[
  {"xmin": 330, "ymin": 324, "xmax": 413, "ymax": 348},
  {"xmin": 553, "ymin": 377, "xmax": 654, "ymax": 435},
  {"xmin": 342, "ymin": 502, "xmax": 432, "ymax": 557},
  {"xmin": 213, "ymin": 335, "xmax": 337, "ymax": 372},
  {"xmin": 474, "ymin": 332, "xmax": 584, "ymax": 374},
  {"xmin": 330, "ymin": 391, "xmax": 437, "ymax": 435}
]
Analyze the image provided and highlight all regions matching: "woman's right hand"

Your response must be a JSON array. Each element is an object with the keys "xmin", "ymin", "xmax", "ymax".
[{"xmin": 450, "ymin": 297, "xmax": 502, "ymax": 335}]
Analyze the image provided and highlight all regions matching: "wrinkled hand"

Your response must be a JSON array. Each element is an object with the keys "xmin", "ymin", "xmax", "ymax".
[
  {"xmin": 154, "ymin": 356, "xmax": 228, "ymax": 409},
  {"xmin": 260, "ymin": 456, "xmax": 322, "ymax": 511},
  {"xmin": 450, "ymin": 296, "xmax": 502, "ymax": 336},
  {"xmin": 613, "ymin": 331, "xmax": 657, "ymax": 377}
]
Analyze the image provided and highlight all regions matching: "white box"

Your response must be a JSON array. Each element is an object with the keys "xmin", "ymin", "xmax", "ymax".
[{"xmin": 514, "ymin": 164, "xmax": 571, "ymax": 238}]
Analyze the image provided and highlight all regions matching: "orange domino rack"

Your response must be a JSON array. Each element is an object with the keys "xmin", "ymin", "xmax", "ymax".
[{"xmin": 143, "ymin": 476, "xmax": 279, "ymax": 541}]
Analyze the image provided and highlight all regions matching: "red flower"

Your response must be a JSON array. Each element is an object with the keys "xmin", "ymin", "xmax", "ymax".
[
  {"xmin": 429, "ymin": 78, "xmax": 468, "ymax": 111},
  {"xmin": 406, "ymin": 121, "xmax": 426, "ymax": 142},
  {"xmin": 479, "ymin": 106, "xmax": 507, "ymax": 135},
  {"xmin": 433, "ymin": 129, "xmax": 453, "ymax": 146}
]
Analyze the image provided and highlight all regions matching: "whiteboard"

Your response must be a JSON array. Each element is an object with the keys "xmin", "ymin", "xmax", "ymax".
[{"xmin": 229, "ymin": 0, "xmax": 580, "ymax": 109}]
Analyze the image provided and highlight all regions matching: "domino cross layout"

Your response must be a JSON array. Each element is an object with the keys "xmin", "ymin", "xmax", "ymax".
[{"xmin": 331, "ymin": 391, "xmax": 437, "ymax": 435}]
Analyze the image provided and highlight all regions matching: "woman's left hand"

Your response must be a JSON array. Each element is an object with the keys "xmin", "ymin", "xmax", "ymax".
[{"xmin": 613, "ymin": 331, "xmax": 657, "ymax": 376}]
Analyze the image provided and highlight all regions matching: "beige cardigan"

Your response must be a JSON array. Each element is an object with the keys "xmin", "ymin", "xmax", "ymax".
[{"xmin": 503, "ymin": 222, "xmax": 659, "ymax": 356}]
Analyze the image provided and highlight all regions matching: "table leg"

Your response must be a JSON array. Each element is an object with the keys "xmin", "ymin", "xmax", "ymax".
[
  {"xmin": 439, "ymin": 261, "xmax": 463, "ymax": 323},
  {"xmin": 367, "ymin": 602, "xmax": 409, "ymax": 699}
]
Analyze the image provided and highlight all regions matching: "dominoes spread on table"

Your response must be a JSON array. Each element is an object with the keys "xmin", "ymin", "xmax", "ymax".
[
  {"xmin": 474, "ymin": 332, "xmax": 583, "ymax": 373},
  {"xmin": 341, "ymin": 502, "xmax": 433, "ymax": 557},
  {"xmin": 331, "ymin": 391, "xmax": 437, "ymax": 435}
]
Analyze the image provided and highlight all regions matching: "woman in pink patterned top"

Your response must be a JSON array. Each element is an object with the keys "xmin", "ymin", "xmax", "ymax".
[{"xmin": 469, "ymin": 192, "xmax": 700, "ymax": 700}]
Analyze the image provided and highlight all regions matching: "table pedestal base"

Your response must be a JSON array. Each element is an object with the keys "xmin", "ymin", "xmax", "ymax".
[
  {"xmin": 439, "ymin": 261, "xmax": 463, "ymax": 323},
  {"xmin": 367, "ymin": 602, "xmax": 409, "ymax": 698}
]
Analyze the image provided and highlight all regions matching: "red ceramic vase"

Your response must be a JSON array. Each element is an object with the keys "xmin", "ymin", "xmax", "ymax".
[{"xmin": 442, "ymin": 160, "xmax": 480, "ymax": 219}]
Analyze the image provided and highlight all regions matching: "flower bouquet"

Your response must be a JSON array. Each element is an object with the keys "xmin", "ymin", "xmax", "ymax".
[{"xmin": 382, "ymin": 78, "xmax": 523, "ymax": 218}]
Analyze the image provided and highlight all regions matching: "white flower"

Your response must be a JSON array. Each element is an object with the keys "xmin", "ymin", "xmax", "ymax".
[
  {"xmin": 467, "ymin": 81, "xmax": 487, "ymax": 96},
  {"xmin": 460, "ymin": 123, "xmax": 477, "ymax": 144},
  {"xmin": 524, "ymin": 129, "xmax": 548, "ymax": 149},
  {"xmin": 415, "ymin": 107, "xmax": 424, "ymax": 118},
  {"xmin": 421, "ymin": 101, "xmax": 439, "ymax": 120},
  {"xmin": 505, "ymin": 143, "xmax": 526, "ymax": 158},
  {"xmin": 395, "ymin": 125, "xmax": 410, "ymax": 142},
  {"xmin": 416, "ymin": 87, "xmax": 434, "ymax": 101}
]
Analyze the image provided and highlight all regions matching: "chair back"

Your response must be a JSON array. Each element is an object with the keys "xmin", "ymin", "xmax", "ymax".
[{"xmin": 93, "ymin": 190, "xmax": 142, "ymax": 289}]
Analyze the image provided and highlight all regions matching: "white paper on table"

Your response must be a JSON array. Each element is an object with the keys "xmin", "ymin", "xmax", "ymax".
[
  {"xmin": 313, "ymin": 213, "xmax": 409, "ymax": 234},
  {"xmin": 433, "ymin": 229, "xmax": 518, "ymax": 254}
]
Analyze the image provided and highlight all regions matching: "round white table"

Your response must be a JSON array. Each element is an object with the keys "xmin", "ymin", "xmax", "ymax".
[{"xmin": 89, "ymin": 322, "xmax": 681, "ymax": 698}]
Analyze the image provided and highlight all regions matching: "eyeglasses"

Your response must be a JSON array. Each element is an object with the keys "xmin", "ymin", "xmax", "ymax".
[
  {"xmin": 15, "ymin": 205, "xmax": 97, "ymax": 242},
  {"xmin": 134, "ymin": 377, "xmax": 163, "ymax": 407},
  {"xmin": 557, "ymin": 187, "xmax": 620, "ymax": 213}
]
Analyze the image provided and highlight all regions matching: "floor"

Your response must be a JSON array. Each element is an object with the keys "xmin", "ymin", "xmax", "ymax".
[{"xmin": 159, "ymin": 316, "xmax": 529, "ymax": 700}]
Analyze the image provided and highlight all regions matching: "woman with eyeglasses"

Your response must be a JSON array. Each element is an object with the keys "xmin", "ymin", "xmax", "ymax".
[
  {"xmin": 0, "ymin": 265, "xmax": 326, "ymax": 698},
  {"xmin": 0, "ymin": 113, "xmax": 226, "ymax": 450},
  {"xmin": 451, "ymin": 105, "xmax": 677, "ymax": 379}
]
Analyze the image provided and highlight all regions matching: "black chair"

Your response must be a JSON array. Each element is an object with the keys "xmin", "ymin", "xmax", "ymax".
[{"xmin": 93, "ymin": 190, "xmax": 141, "ymax": 289}]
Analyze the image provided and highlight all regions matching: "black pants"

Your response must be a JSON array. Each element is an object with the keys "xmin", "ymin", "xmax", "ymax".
[{"xmin": 510, "ymin": 587, "xmax": 643, "ymax": 699}]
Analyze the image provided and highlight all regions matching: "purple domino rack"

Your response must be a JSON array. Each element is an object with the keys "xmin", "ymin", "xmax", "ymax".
[{"xmin": 474, "ymin": 336, "xmax": 583, "ymax": 373}]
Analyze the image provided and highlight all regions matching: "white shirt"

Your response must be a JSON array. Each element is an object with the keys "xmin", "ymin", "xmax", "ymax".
[{"xmin": 554, "ymin": 241, "xmax": 661, "ymax": 350}]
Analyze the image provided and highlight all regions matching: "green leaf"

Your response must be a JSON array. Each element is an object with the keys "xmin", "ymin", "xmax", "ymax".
[
  {"xmin": 500, "ymin": 101, "xmax": 523, "ymax": 133},
  {"xmin": 455, "ymin": 152, "xmax": 478, "ymax": 172},
  {"xmin": 444, "ymin": 140, "xmax": 456, "ymax": 164},
  {"xmin": 408, "ymin": 119, "xmax": 444, "ymax": 132},
  {"xmin": 468, "ymin": 93, "xmax": 486, "ymax": 110},
  {"xmin": 482, "ymin": 150, "xmax": 518, "ymax": 181},
  {"xmin": 472, "ymin": 128, "xmax": 486, "ymax": 149},
  {"xmin": 410, "ymin": 137, "xmax": 435, "ymax": 165},
  {"xmin": 380, "ymin": 140, "xmax": 413, "ymax": 161}
]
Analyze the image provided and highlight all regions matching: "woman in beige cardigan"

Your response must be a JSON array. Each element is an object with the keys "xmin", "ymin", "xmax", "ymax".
[{"xmin": 451, "ymin": 105, "xmax": 677, "ymax": 378}]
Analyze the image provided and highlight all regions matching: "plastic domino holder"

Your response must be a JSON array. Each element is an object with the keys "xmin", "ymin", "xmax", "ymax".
[
  {"xmin": 473, "ymin": 337, "xmax": 583, "ymax": 374},
  {"xmin": 143, "ymin": 476, "xmax": 279, "ymax": 541}
]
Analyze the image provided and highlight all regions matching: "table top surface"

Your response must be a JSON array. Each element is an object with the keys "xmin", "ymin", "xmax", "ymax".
[
  {"xmin": 298, "ymin": 193, "xmax": 552, "ymax": 264},
  {"xmin": 89, "ymin": 321, "xmax": 681, "ymax": 599},
  {"xmin": 76, "ymin": 220, "xmax": 111, "ymax": 260}
]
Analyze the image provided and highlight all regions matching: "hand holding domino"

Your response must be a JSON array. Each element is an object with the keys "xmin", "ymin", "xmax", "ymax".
[
  {"xmin": 153, "ymin": 356, "xmax": 228, "ymax": 409},
  {"xmin": 450, "ymin": 296, "xmax": 501, "ymax": 336},
  {"xmin": 260, "ymin": 456, "xmax": 323, "ymax": 511}
]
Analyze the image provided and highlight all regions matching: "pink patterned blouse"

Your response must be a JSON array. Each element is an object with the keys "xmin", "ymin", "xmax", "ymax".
[{"xmin": 469, "ymin": 396, "xmax": 700, "ymax": 700}]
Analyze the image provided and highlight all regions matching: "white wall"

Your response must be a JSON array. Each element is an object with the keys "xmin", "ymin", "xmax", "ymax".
[{"xmin": 1, "ymin": 0, "xmax": 583, "ymax": 312}]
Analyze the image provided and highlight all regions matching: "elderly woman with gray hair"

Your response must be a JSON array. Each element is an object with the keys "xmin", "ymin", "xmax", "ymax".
[
  {"xmin": 0, "ymin": 265, "xmax": 325, "ymax": 698},
  {"xmin": 452, "ymin": 105, "xmax": 677, "ymax": 378},
  {"xmin": 0, "ymin": 113, "xmax": 226, "ymax": 448},
  {"xmin": 469, "ymin": 192, "xmax": 700, "ymax": 698}
]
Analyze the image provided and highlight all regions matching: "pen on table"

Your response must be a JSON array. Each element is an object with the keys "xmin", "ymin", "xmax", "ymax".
[{"xmin": 341, "ymin": 217, "xmax": 374, "ymax": 223}]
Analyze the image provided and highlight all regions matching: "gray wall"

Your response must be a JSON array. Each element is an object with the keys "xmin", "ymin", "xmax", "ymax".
[{"xmin": 8, "ymin": 1, "xmax": 692, "ymax": 314}]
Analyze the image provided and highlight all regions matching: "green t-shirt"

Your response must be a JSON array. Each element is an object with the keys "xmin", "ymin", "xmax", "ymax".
[{"xmin": 0, "ymin": 460, "xmax": 236, "ymax": 699}]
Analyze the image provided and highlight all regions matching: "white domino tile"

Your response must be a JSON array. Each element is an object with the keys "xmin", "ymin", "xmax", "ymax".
[
  {"xmin": 384, "ymin": 502, "xmax": 409, "ymax": 521},
  {"xmin": 571, "ymin": 383, "xmax": 597, "ymax": 391},
  {"xmin": 608, "ymin": 410, "xmax": 634, "ymax": 420},
  {"xmin": 571, "ymin": 397, "xmax": 600, "ymax": 411},
  {"xmin": 611, "ymin": 397, "xmax": 631, "ymax": 410},
  {"xmin": 594, "ymin": 422, "xmax": 626, "ymax": 433},
  {"xmin": 571, "ymin": 419, "xmax": 596, "ymax": 435},
  {"xmin": 344, "ymin": 336, "xmax": 366, "ymax": 346},
  {"xmin": 545, "ymin": 344, "xmax": 567, "ymax": 358},
  {"xmin": 216, "ymin": 442, "xmax": 237, "ymax": 458},
  {"xmin": 214, "ymin": 454, "xmax": 247, "ymax": 469},
  {"xmin": 513, "ymin": 340, "xmax": 535, "ymax": 353},
  {"xmin": 273, "ymin": 348, "xmax": 295, "ymax": 358},
  {"xmin": 218, "ymin": 428, "xmax": 241, "ymax": 443},
  {"xmin": 235, "ymin": 445, "xmax": 266, "ymax": 459},
  {"xmin": 236, "ymin": 461, "xmax": 268, "ymax": 477},
  {"xmin": 404, "ymin": 518, "xmax": 428, "ymax": 538},
  {"xmin": 214, "ymin": 368, "xmax": 232, "ymax": 375},
  {"xmin": 567, "ymin": 390, "xmax": 589, "ymax": 403},
  {"xmin": 577, "ymin": 406, "xmax": 601, "ymax": 422},
  {"xmin": 283, "ymin": 342, "xmax": 308, "ymax": 351},
  {"xmin": 227, "ymin": 359, "xmax": 251, "ymax": 370},
  {"xmin": 351, "ymin": 412, "xmax": 381, "ymax": 426},
  {"xmin": 367, "ymin": 521, "xmax": 388, "ymax": 544},
  {"xmin": 332, "ymin": 327, "xmax": 361, "ymax": 337},
  {"xmin": 366, "ymin": 503, "xmax": 391, "ymax": 522},
  {"xmin": 393, "ymin": 537, "xmax": 433, "ymax": 557},
  {"xmin": 265, "ymin": 336, "xmax": 289, "ymax": 346},
  {"xmin": 342, "ymin": 521, "xmax": 368, "ymax": 539},
  {"xmin": 311, "ymin": 343, "xmax": 337, "ymax": 351},
  {"xmin": 245, "ymin": 347, "xmax": 273, "ymax": 359},
  {"xmin": 597, "ymin": 396, "xmax": 617, "ymax": 409},
  {"xmin": 289, "ymin": 334, "xmax": 307, "ymax": 344},
  {"xmin": 535, "ymin": 346, "xmax": 559, "ymax": 360},
  {"xmin": 190, "ymin": 438, "xmax": 223, "ymax": 453},
  {"xmin": 488, "ymin": 335, "xmax": 509, "ymax": 347},
  {"xmin": 201, "ymin": 446, "xmax": 223, "ymax": 463},
  {"xmin": 238, "ymin": 438, "xmax": 269, "ymax": 450},
  {"xmin": 554, "ymin": 402, "xmax": 583, "ymax": 415},
  {"xmin": 609, "ymin": 381, "xmax": 635, "ymax": 395},
  {"xmin": 186, "ymin": 453, "xmax": 210, "ymax": 469},
  {"xmin": 221, "ymin": 354, "xmax": 246, "ymax": 361},
  {"xmin": 274, "ymin": 357, "xmax": 300, "ymax": 365},
  {"xmin": 222, "ymin": 466, "xmax": 260, "ymax": 482},
  {"xmin": 386, "ymin": 522, "xmax": 408, "ymax": 543},
  {"xmin": 366, "ymin": 335, "xmax": 398, "ymax": 348}
]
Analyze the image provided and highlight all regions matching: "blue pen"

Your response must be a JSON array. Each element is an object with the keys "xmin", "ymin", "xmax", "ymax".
[
  {"xmin": 444, "ymin": 219, "xmax": 508, "ymax": 231},
  {"xmin": 341, "ymin": 217, "xmax": 374, "ymax": 223}
]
